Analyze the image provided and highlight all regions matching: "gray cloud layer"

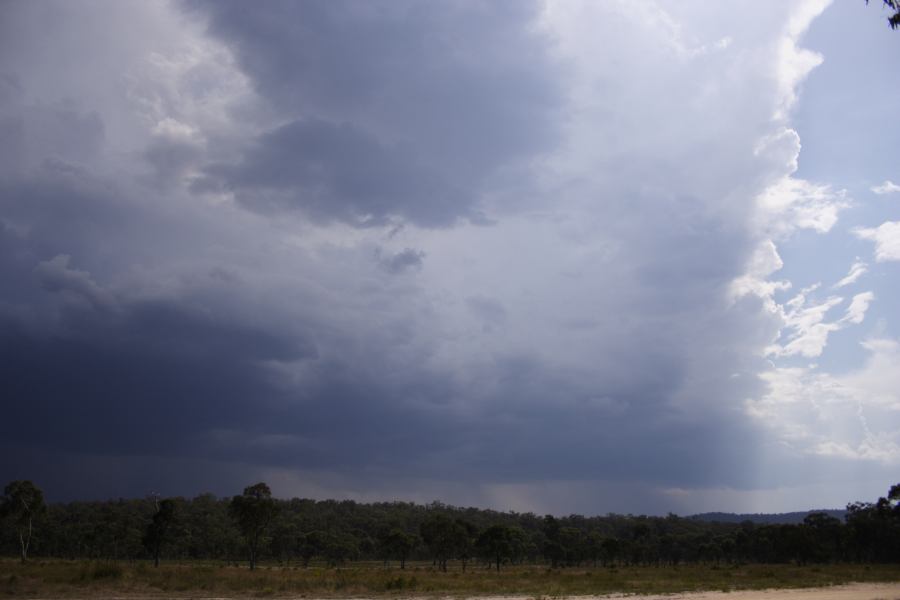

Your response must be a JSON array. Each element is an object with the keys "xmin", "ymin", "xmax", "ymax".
[
  {"xmin": 1, "ymin": 0, "xmax": 883, "ymax": 514},
  {"xmin": 189, "ymin": 0, "xmax": 562, "ymax": 227}
]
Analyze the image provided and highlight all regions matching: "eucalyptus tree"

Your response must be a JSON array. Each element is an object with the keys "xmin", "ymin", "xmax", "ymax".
[
  {"xmin": 384, "ymin": 528, "xmax": 418, "ymax": 569},
  {"xmin": 420, "ymin": 513, "xmax": 456, "ymax": 571},
  {"xmin": 229, "ymin": 482, "xmax": 279, "ymax": 570},
  {"xmin": 321, "ymin": 531, "xmax": 360, "ymax": 566},
  {"xmin": 297, "ymin": 530, "xmax": 325, "ymax": 567},
  {"xmin": 143, "ymin": 497, "xmax": 176, "ymax": 567},
  {"xmin": 1, "ymin": 480, "xmax": 45, "ymax": 563},
  {"xmin": 453, "ymin": 519, "xmax": 478, "ymax": 572},
  {"xmin": 476, "ymin": 524, "xmax": 524, "ymax": 572}
]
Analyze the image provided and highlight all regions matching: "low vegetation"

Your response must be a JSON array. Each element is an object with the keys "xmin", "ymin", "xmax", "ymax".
[{"xmin": 3, "ymin": 560, "xmax": 900, "ymax": 598}]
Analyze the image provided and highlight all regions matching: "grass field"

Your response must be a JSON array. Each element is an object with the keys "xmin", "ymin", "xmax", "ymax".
[{"xmin": 3, "ymin": 560, "xmax": 900, "ymax": 598}]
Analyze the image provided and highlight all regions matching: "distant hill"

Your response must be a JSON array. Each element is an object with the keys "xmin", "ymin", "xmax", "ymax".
[{"xmin": 689, "ymin": 509, "xmax": 846, "ymax": 525}]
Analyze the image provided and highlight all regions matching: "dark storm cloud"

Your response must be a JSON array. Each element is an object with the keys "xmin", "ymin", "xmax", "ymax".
[
  {"xmin": 0, "ymin": 244, "xmax": 317, "ymax": 462},
  {"xmin": 143, "ymin": 137, "xmax": 202, "ymax": 189},
  {"xmin": 0, "ymin": 157, "xmax": 458, "ymax": 487},
  {"xmin": 2, "ymin": 0, "xmax": 863, "ymax": 514},
  {"xmin": 377, "ymin": 247, "xmax": 425, "ymax": 274},
  {"xmin": 0, "ymin": 205, "xmax": 767, "ymax": 505},
  {"xmin": 198, "ymin": 119, "xmax": 468, "ymax": 227},
  {"xmin": 0, "ymin": 13, "xmax": 479, "ymax": 493},
  {"xmin": 0, "ymin": 161, "xmax": 144, "ymax": 274},
  {"xmin": 0, "ymin": 174, "xmax": 758, "ymax": 492},
  {"xmin": 187, "ymin": 0, "xmax": 562, "ymax": 226},
  {"xmin": 0, "ymin": 155, "xmax": 315, "ymax": 473},
  {"xmin": 0, "ymin": 79, "xmax": 105, "ymax": 175}
]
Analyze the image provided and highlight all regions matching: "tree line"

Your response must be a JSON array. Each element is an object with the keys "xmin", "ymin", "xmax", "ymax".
[{"xmin": 3, "ymin": 480, "xmax": 900, "ymax": 570}]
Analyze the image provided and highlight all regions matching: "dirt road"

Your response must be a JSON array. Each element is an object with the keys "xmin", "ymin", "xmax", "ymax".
[{"xmin": 474, "ymin": 585, "xmax": 900, "ymax": 600}]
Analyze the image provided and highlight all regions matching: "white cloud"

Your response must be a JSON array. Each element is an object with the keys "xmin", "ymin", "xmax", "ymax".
[
  {"xmin": 855, "ymin": 221, "xmax": 900, "ymax": 262},
  {"xmin": 752, "ymin": 338, "xmax": 900, "ymax": 465},
  {"xmin": 841, "ymin": 292, "xmax": 875, "ymax": 325},
  {"xmin": 755, "ymin": 175, "xmax": 849, "ymax": 238},
  {"xmin": 773, "ymin": 0, "xmax": 829, "ymax": 119},
  {"xmin": 763, "ymin": 284, "xmax": 874, "ymax": 358},
  {"xmin": 872, "ymin": 180, "xmax": 900, "ymax": 195},
  {"xmin": 834, "ymin": 260, "xmax": 868, "ymax": 288},
  {"xmin": 750, "ymin": 126, "xmax": 849, "ymax": 240},
  {"xmin": 768, "ymin": 291, "xmax": 842, "ymax": 358},
  {"xmin": 730, "ymin": 239, "xmax": 791, "ymax": 309}
]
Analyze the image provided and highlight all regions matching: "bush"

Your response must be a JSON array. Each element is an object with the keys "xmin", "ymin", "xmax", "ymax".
[{"xmin": 89, "ymin": 563, "xmax": 124, "ymax": 580}]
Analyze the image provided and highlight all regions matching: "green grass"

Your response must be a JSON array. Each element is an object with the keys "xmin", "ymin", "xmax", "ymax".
[{"xmin": 2, "ymin": 560, "xmax": 900, "ymax": 598}]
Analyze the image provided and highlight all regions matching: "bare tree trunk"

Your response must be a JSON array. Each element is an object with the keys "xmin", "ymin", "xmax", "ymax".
[
  {"xmin": 18, "ymin": 517, "xmax": 32, "ymax": 563},
  {"xmin": 19, "ymin": 532, "xmax": 27, "ymax": 563}
]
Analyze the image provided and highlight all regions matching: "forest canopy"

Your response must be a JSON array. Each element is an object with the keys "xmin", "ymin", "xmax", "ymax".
[{"xmin": 3, "ymin": 481, "xmax": 900, "ymax": 569}]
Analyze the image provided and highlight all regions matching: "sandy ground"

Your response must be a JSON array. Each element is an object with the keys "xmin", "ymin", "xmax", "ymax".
[{"xmin": 464, "ymin": 585, "xmax": 900, "ymax": 600}]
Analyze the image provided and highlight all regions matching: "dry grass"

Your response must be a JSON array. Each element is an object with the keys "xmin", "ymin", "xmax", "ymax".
[{"xmin": 3, "ymin": 560, "xmax": 900, "ymax": 598}]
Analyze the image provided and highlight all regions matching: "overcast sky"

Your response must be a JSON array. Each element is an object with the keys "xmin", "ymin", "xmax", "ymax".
[{"xmin": 1, "ymin": 0, "xmax": 899, "ymax": 516}]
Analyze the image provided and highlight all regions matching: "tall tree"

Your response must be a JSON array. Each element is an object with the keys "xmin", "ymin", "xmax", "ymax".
[
  {"xmin": 229, "ymin": 482, "xmax": 278, "ymax": 570},
  {"xmin": 453, "ymin": 519, "xmax": 478, "ymax": 572},
  {"xmin": 420, "ymin": 513, "xmax": 456, "ymax": 571},
  {"xmin": 297, "ymin": 531, "xmax": 324, "ymax": 567},
  {"xmin": 142, "ymin": 497, "xmax": 176, "ymax": 567},
  {"xmin": 476, "ymin": 524, "xmax": 520, "ymax": 572},
  {"xmin": 384, "ymin": 529, "xmax": 418, "ymax": 569},
  {"xmin": 320, "ymin": 531, "xmax": 360, "ymax": 566},
  {"xmin": 0, "ymin": 480, "xmax": 45, "ymax": 563}
]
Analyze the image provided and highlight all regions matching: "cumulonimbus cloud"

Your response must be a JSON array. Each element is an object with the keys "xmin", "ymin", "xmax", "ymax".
[{"xmin": 3, "ymin": 0, "xmax": 895, "ymax": 513}]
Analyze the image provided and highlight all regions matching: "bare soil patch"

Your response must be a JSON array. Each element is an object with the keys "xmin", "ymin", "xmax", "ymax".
[{"xmin": 481, "ymin": 583, "xmax": 900, "ymax": 600}]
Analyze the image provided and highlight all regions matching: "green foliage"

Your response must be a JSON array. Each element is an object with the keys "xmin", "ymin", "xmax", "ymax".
[
  {"xmin": 81, "ymin": 562, "xmax": 124, "ymax": 580},
  {"xmin": 476, "ymin": 524, "xmax": 526, "ymax": 571},
  {"xmin": 383, "ymin": 573, "xmax": 417, "ymax": 591},
  {"xmin": 867, "ymin": 0, "xmax": 900, "ymax": 29},
  {"xmin": 143, "ymin": 497, "xmax": 177, "ymax": 567},
  {"xmin": 319, "ymin": 531, "xmax": 359, "ymax": 566},
  {"xmin": 4, "ymin": 480, "xmax": 900, "ymax": 574},
  {"xmin": 230, "ymin": 483, "xmax": 279, "ymax": 570},
  {"xmin": 420, "ymin": 513, "xmax": 460, "ymax": 571},
  {"xmin": 383, "ymin": 528, "xmax": 418, "ymax": 569}
]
